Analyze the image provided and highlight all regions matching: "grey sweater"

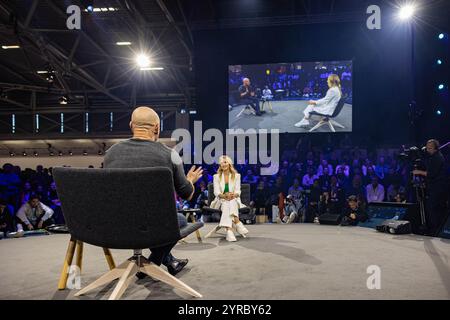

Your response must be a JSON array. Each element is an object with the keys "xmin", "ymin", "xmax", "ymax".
[{"xmin": 103, "ymin": 138, "xmax": 194, "ymax": 200}]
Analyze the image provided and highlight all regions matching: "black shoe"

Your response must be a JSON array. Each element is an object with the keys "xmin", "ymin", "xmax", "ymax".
[
  {"xmin": 135, "ymin": 271, "xmax": 147, "ymax": 280},
  {"xmin": 167, "ymin": 258, "xmax": 188, "ymax": 276}
]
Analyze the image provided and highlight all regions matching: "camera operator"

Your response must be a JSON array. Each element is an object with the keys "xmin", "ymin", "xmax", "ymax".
[{"xmin": 412, "ymin": 139, "xmax": 448, "ymax": 235}]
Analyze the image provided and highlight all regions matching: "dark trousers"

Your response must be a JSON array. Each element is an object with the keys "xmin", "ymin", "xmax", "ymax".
[
  {"xmin": 426, "ymin": 184, "xmax": 448, "ymax": 235},
  {"xmin": 155, "ymin": 213, "xmax": 188, "ymax": 266},
  {"xmin": 241, "ymin": 97, "xmax": 260, "ymax": 113},
  {"xmin": 149, "ymin": 242, "xmax": 177, "ymax": 266},
  {"xmin": 0, "ymin": 213, "xmax": 16, "ymax": 233}
]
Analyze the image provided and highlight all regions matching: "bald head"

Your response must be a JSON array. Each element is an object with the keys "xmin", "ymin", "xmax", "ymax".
[{"xmin": 130, "ymin": 106, "xmax": 160, "ymax": 140}]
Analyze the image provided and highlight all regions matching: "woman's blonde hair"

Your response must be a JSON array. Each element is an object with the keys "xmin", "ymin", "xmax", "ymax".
[
  {"xmin": 327, "ymin": 74, "xmax": 341, "ymax": 94},
  {"xmin": 217, "ymin": 155, "xmax": 237, "ymax": 181}
]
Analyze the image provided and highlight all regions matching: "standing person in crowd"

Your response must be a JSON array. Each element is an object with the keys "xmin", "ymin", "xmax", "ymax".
[
  {"xmin": 195, "ymin": 180, "xmax": 209, "ymax": 211},
  {"xmin": 253, "ymin": 180, "xmax": 269, "ymax": 216},
  {"xmin": 324, "ymin": 176, "xmax": 345, "ymax": 215},
  {"xmin": 48, "ymin": 181, "xmax": 65, "ymax": 224},
  {"xmin": 412, "ymin": 139, "xmax": 449, "ymax": 235},
  {"xmin": 306, "ymin": 179, "xmax": 322, "ymax": 223},
  {"xmin": 366, "ymin": 176, "xmax": 385, "ymax": 203},
  {"xmin": 20, "ymin": 181, "xmax": 33, "ymax": 205},
  {"xmin": 16, "ymin": 195, "xmax": 54, "ymax": 230},
  {"xmin": 318, "ymin": 166, "xmax": 332, "ymax": 191}
]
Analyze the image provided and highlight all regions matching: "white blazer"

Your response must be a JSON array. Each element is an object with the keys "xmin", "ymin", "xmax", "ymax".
[
  {"xmin": 314, "ymin": 86, "xmax": 341, "ymax": 116},
  {"xmin": 210, "ymin": 173, "xmax": 246, "ymax": 209}
]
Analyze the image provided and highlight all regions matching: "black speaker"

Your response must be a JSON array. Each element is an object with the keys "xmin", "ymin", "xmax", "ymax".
[
  {"xmin": 319, "ymin": 214, "xmax": 342, "ymax": 225},
  {"xmin": 376, "ymin": 220, "xmax": 412, "ymax": 234},
  {"xmin": 359, "ymin": 202, "xmax": 421, "ymax": 233}
]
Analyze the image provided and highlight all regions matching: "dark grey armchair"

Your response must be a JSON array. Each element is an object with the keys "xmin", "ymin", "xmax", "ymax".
[{"xmin": 53, "ymin": 167, "xmax": 203, "ymax": 300}]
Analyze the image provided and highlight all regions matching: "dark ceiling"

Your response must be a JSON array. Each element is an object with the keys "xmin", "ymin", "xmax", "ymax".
[{"xmin": 0, "ymin": 0, "xmax": 448, "ymax": 125}]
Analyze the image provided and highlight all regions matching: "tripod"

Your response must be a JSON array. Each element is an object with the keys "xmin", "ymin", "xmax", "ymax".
[{"xmin": 413, "ymin": 180, "xmax": 427, "ymax": 234}]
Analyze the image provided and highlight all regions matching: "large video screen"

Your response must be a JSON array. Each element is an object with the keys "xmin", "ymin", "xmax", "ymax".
[{"xmin": 228, "ymin": 61, "xmax": 352, "ymax": 133}]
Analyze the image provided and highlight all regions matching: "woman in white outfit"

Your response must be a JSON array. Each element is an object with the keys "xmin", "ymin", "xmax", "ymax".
[
  {"xmin": 295, "ymin": 74, "xmax": 342, "ymax": 127},
  {"xmin": 211, "ymin": 155, "xmax": 249, "ymax": 242}
]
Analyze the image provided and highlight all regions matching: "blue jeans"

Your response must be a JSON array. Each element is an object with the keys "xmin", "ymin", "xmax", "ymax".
[{"xmin": 162, "ymin": 213, "xmax": 187, "ymax": 265}]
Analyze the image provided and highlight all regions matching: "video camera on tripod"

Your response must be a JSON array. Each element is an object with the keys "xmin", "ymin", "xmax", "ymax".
[
  {"xmin": 397, "ymin": 145, "xmax": 428, "ymax": 232},
  {"xmin": 398, "ymin": 145, "xmax": 427, "ymax": 187}
]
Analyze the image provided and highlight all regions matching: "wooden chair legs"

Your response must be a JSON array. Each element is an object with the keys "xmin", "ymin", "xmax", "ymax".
[
  {"xmin": 204, "ymin": 225, "xmax": 222, "ymax": 239},
  {"xmin": 58, "ymin": 238, "xmax": 116, "ymax": 290},
  {"xmin": 179, "ymin": 213, "xmax": 203, "ymax": 243},
  {"xmin": 75, "ymin": 256, "xmax": 202, "ymax": 300},
  {"xmin": 58, "ymin": 237, "xmax": 77, "ymax": 290}
]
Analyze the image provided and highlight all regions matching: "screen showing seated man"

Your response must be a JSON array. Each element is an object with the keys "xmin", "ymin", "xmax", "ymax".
[{"xmin": 228, "ymin": 61, "xmax": 352, "ymax": 133}]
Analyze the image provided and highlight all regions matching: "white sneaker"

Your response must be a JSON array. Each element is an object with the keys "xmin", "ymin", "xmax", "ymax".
[
  {"xmin": 235, "ymin": 222, "xmax": 249, "ymax": 236},
  {"xmin": 276, "ymin": 216, "xmax": 282, "ymax": 224},
  {"xmin": 294, "ymin": 119, "xmax": 310, "ymax": 127},
  {"xmin": 287, "ymin": 213, "xmax": 296, "ymax": 224},
  {"xmin": 313, "ymin": 217, "xmax": 319, "ymax": 224},
  {"xmin": 226, "ymin": 230, "xmax": 237, "ymax": 242},
  {"xmin": 7, "ymin": 230, "xmax": 24, "ymax": 238}
]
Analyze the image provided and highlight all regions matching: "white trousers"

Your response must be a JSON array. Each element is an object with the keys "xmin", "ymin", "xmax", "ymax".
[
  {"xmin": 304, "ymin": 104, "xmax": 333, "ymax": 118},
  {"xmin": 219, "ymin": 199, "xmax": 239, "ymax": 228}
]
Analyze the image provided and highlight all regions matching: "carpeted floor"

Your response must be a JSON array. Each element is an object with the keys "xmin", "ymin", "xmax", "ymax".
[{"xmin": 0, "ymin": 223, "xmax": 449, "ymax": 300}]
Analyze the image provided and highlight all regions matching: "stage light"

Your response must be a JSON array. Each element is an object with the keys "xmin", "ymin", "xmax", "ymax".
[
  {"xmin": 398, "ymin": 5, "xmax": 415, "ymax": 20},
  {"xmin": 136, "ymin": 53, "xmax": 151, "ymax": 68},
  {"xmin": 22, "ymin": 151, "xmax": 27, "ymax": 156},
  {"xmin": 437, "ymin": 59, "xmax": 442, "ymax": 65},
  {"xmin": 438, "ymin": 33, "xmax": 445, "ymax": 40},
  {"xmin": 436, "ymin": 110, "xmax": 442, "ymax": 116},
  {"xmin": 438, "ymin": 84, "xmax": 445, "ymax": 90},
  {"xmin": 116, "ymin": 41, "xmax": 132, "ymax": 46},
  {"xmin": 58, "ymin": 151, "xmax": 63, "ymax": 156},
  {"xmin": 68, "ymin": 150, "xmax": 73, "ymax": 156},
  {"xmin": 9, "ymin": 152, "xmax": 14, "ymax": 157},
  {"xmin": 98, "ymin": 150, "xmax": 103, "ymax": 155},
  {"xmin": 93, "ymin": 8, "xmax": 101, "ymax": 12},
  {"xmin": 83, "ymin": 150, "xmax": 88, "ymax": 156},
  {"xmin": 100, "ymin": 8, "xmax": 108, "ymax": 12},
  {"xmin": 49, "ymin": 151, "xmax": 54, "ymax": 156},
  {"xmin": 33, "ymin": 151, "xmax": 38, "ymax": 157},
  {"xmin": 189, "ymin": 110, "xmax": 197, "ymax": 115},
  {"xmin": 1, "ymin": 45, "xmax": 20, "ymax": 49},
  {"xmin": 86, "ymin": 5, "xmax": 93, "ymax": 12}
]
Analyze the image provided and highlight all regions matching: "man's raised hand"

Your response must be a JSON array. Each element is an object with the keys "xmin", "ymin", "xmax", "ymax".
[{"xmin": 187, "ymin": 165, "xmax": 203, "ymax": 184}]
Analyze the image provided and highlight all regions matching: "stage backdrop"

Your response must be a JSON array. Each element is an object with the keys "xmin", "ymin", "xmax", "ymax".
[{"xmin": 193, "ymin": 8, "xmax": 413, "ymax": 145}]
